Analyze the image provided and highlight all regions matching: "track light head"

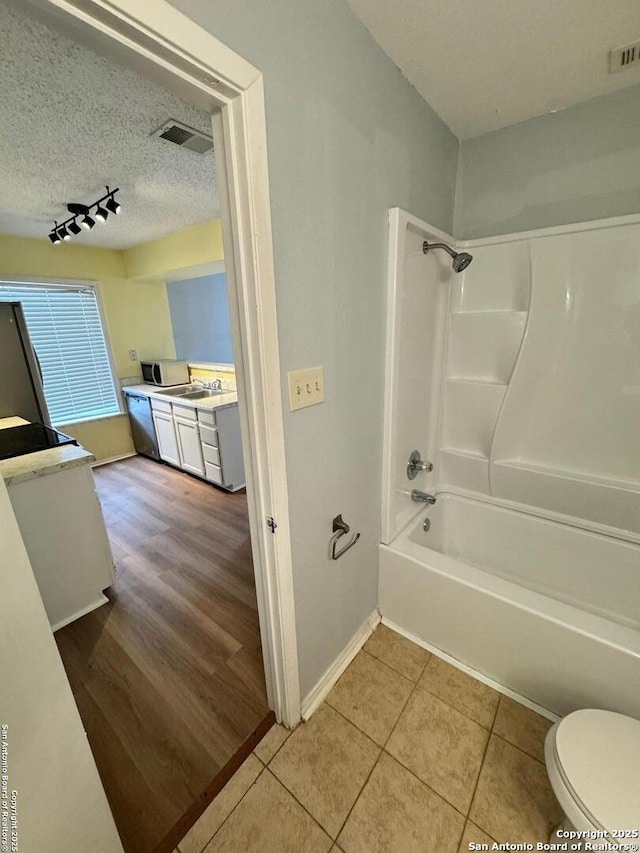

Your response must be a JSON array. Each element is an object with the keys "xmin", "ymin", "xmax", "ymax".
[
  {"xmin": 94, "ymin": 204, "xmax": 108, "ymax": 223},
  {"xmin": 59, "ymin": 225, "xmax": 71, "ymax": 241},
  {"xmin": 68, "ymin": 220, "xmax": 82, "ymax": 236},
  {"xmin": 105, "ymin": 195, "xmax": 121, "ymax": 215},
  {"xmin": 49, "ymin": 222, "xmax": 61, "ymax": 245},
  {"xmin": 67, "ymin": 203, "xmax": 95, "ymax": 231}
]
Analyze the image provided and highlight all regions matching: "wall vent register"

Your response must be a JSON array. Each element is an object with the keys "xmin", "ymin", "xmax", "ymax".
[
  {"xmin": 609, "ymin": 39, "xmax": 640, "ymax": 72},
  {"xmin": 151, "ymin": 119, "xmax": 214, "ymax": 154}
]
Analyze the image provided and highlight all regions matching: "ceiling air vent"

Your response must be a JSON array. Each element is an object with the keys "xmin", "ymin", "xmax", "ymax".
[
  {"xmin": 151, "ymin": 119, "xmax": 213, "ymax": 154},
  {"xmin": 609, "ymin": 40, "xmax": 640, "ymax": 73}
]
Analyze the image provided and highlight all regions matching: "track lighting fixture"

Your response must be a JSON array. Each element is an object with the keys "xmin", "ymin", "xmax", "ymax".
[{"xmin": 47, "ymin": 186, "xmax": 121, "ymax": 244}]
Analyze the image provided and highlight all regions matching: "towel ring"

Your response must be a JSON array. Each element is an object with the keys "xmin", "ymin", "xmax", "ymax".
[{"xmin": 330, "ymin": 514, "xmax": 361, "ymax": 560}]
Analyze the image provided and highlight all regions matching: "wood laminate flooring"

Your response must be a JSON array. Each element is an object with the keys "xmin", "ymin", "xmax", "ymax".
[{"xmin": 54, "ymin": 456, "xmax": 270, "ymax": 853}]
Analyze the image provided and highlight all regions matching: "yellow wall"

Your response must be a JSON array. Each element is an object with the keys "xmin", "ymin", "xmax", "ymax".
[
  {"xmin": 57, "ymin": 415, "xmax": 134, "ymax": 463},
  {"xmin": 123, "ymin": 220, "xmax": 224, "ymax": 281},
  {"xmin": 99, "ymin": 274, "xmax": 176, "ymax": 377},
  {"xmin": 0, "ymin": 221, "xmax": 224, "ymax": 461}
]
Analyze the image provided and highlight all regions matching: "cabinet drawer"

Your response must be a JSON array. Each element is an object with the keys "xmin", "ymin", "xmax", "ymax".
[
  {"xmin": 172, "ymin": 402, "xmax": 197, "ymax": 421},
  {"xmin": 197, "ymin": 409, "xmax": 217, "ymax": 427},
  {"xmin": 202, "ymin": 443, "xmax": 220, "ymax": 466},
  {"xmin": 199, "ymin": 423, "xmax": 218, "ymax": 447},
  {"xmin": 150, "ymin": 398, "xmax": 172, "ymax": 414},
  {"xmin": 204, "ymin": 461, "xmax": 223, "ymax": 485}
]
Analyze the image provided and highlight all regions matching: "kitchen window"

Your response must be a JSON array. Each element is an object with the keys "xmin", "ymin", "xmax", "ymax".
[{"xmin": 0, "ymin": 281, "xmax": 120, "ymax": 424}]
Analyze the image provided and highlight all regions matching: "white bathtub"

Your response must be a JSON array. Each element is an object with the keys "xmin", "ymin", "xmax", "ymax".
[{"xmin": 379, "ymin": 493, "xmax": 640, "ymax": 717}]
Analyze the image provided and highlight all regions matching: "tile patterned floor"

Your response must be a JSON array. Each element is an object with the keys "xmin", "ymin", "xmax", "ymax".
[{"xmin": 175, "ymin": 623, "xmax": 563, "ymax": 853}]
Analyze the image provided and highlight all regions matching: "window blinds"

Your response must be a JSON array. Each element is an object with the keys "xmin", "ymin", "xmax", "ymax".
[{"xmin": 0, "ymin": 282, "xmax": 120, "ymax": 424}]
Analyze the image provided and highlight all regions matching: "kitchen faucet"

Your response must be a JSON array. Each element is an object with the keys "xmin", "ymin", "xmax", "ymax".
[{"xmin": 192, "ymin": 377, "xmax": 223, "ymax": 390}]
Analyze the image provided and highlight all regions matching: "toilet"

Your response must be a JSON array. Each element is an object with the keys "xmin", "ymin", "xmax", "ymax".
[{"xmin": 545, "ymin": 709, "xmax": 640, "ymax": 839}]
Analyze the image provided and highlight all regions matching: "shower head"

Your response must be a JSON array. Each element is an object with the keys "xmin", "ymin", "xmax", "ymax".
[
  {"xmin": 423, "ymin": 240, "xmax": 473, "ymax": 273},
  {"xmin": 452, "ymin": 252, "xmax": 473, "ymax": 273}
]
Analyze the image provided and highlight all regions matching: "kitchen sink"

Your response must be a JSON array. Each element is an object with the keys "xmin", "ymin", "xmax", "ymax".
[
  {"xmin": 181, "ymin": 389, "xmax": 225, "ymax": 399},
  {"xmin": 155, "ymin": 385, "xmax": 199, "ymax": 396}
]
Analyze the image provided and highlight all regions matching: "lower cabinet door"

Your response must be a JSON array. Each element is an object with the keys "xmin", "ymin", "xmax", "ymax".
[
  {"xmin": 175, "ymin": 416, "xmax": 205, "ymax": 476},
  {"xmin": 153, "ymin": 412, "xmax": 180, "ymax": 466}
]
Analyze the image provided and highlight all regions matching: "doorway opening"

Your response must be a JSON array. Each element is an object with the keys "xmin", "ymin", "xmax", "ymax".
[{"xmin": 1, "ymin": 0, "xmax": 300, "ymax": 849}]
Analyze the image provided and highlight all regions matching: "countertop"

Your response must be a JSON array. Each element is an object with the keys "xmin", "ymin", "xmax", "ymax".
[
  {"xmin": 0, "ymin": 417, "xmax": 95, "ymax": 486},
  {"xmin": 123, "ymin": 384, "xmax": 239, "ymax": 412}
]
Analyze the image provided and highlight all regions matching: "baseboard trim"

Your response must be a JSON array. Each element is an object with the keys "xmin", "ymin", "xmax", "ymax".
[
  {"xmin": 91, "ymin": 452, "xmax": 137, "ymax": 468},
  {"xmin": 301, "ymin": 609, "xmax": 381, "ymax": 720},
  {"xmin": 51, "ymin": 593, "xmax": 109, "ymax": 633},
  {"xmin": 382, "ymin": 616, "xmax": 560, "ymax": 723}
]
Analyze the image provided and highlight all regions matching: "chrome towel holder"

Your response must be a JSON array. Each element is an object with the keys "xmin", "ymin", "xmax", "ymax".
[{"xmin": 331, "ymin": 514, "xmax": 361, "ymax": 560}]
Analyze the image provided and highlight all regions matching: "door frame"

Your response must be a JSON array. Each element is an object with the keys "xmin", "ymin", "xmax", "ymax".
[{"xmin": 36, "ymin": 0, "xmax": 301, "ymax": 727}]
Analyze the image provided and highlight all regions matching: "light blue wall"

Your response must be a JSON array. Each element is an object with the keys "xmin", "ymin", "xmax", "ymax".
[
  {"xmin": 167, "ymin": 274, "xmax": 234, "ymax": 364},
  {"xmin": 456, "ymin": 83, "xmax": 640, "ymax": 239},
  {"xmin": 168, "ymin": 0, "xmax": 459, "ymax": 697}
]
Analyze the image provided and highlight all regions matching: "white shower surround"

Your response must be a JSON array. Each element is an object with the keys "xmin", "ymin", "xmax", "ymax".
[{"xmin": 381, "ymin": 208, "xmax": 640, "ymax": 717}]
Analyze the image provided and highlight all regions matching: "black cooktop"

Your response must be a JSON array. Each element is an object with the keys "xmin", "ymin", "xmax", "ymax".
[{"xmin": 0, "ymin": 423, "xmax": 78, "ymax": 461}]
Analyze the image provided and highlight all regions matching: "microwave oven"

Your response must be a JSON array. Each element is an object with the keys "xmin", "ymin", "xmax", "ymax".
[{"xmin": 141, "ymin": 359, "xmax": 190, "ymax": 386}]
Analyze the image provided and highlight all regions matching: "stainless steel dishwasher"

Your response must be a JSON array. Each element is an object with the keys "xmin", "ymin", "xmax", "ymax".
[{"xmin": 124, "ymin": 390, "xmax": 160, "ymax": 460}]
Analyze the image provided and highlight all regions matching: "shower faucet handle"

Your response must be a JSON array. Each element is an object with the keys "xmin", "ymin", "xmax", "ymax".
[{"xmin": 407, "ymin": 450, "xmax": 433, "ymax": 480}]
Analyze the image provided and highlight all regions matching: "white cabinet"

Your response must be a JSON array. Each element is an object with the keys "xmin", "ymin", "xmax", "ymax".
[
  {"xmin": 199, "ymin": 404, "xmax": 245, "ymax": 491},
  {"xmin": 175, "ymin": 416, "xmax": 205, "ymax": 476},
  {"xmin": 148, "ymin": 394, "xmax": 244, "ymax": 490},
  {"xmin": 152, "ymin": 410, "xmax": 180, "ymax": 466}
]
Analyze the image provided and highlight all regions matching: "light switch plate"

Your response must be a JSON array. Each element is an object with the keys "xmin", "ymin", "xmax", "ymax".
[{"xmin": 288, "ymin": 367, "xmax": 325, "ymax": 411}]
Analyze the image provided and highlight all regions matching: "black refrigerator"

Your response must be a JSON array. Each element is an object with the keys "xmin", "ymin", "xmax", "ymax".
[{"xmin": 0, "ymin": 302, "xmax": 51, "ymax": 425}]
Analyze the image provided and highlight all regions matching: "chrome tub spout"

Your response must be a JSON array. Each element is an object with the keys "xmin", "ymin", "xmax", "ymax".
[{"xmin": 411, "ymin": 490, "xmax": 436, "ymax": 504}]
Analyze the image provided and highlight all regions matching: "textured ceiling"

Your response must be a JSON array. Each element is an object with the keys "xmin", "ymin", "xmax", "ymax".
[
  {"xmin": 346, "ymin": 0, "xmax": 640, "ymax": 139},
  {"xmin": 0, "ymin": 1, "xmax": 217, "ymax": 249}
]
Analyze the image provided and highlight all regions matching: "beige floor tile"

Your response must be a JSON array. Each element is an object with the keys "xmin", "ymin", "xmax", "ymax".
[
  {"xmin": 386, "ymin": 686, "xmax": 489, "ymax": 813},
  {"xmin": 418, "ymin": 657, "xmax": 499, "ymax": 729},
  {"xmin": 458, "ymin": 821, "xmax": 495, "ymax": 852},
  {"xmin": 178, "ymin": 754, "xmax": 262, "ymax": 853},
  {"xmin": 338, "ymin": 752, "xmax": 464, "ymax": 853},
  {"xmin": 254, "ymin": 722, "xmax": 291, "ymax": 764},
  {"xmin": 363, "ymin": 624, "xmax": 431, "ymax": 682},
  {"xmin": 270, "ymin": 703, "xmax": 380, "ymax": 838},
  {"xmin": 203, "ymin": 769, "xmax": 332, "ymax": 853},
  {"xmin": 326, "ymin": 651, "xmax": 413, "ymax": 745},
  {"xmin": 469, "ymin": 735, "xmax": 562, "ymax": 845},
  {"xmin": 493, "ymin": 697, "xmax": 553, "ymax": 763}
]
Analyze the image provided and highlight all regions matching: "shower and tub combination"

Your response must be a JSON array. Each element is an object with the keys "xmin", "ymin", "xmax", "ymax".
[{"xmin": 380, "ymin": 207, "xmax": 640, "ymax": 719}]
